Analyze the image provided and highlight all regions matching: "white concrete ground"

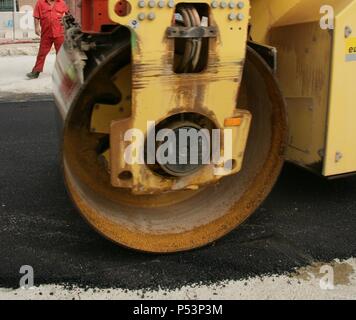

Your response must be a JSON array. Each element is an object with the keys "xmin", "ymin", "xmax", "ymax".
[
  {"xmin": 0, "ymin": 42, "xmax": 41, "ymax": 56},
  {"xmin": 0, "ymin": 258, "xmax": 356, "ymax": 300},
  {"xmin": 0, "ymin": 44, "xmax": 55, "ymax": 99}
]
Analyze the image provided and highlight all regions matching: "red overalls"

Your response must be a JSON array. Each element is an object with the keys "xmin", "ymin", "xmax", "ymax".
[{"xmin": 32, "ymin": 0, "xmax": 69, "ymax": 73}]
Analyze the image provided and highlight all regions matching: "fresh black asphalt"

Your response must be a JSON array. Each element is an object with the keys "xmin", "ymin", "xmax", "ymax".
[{"xmin": 0, "ymin": 99, "xmax": 355, "ymax": 290}]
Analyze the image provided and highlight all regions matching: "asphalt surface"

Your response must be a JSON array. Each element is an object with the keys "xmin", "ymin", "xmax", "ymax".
[{"xmin": 0, "ymin": 99, "xmax": 356, "ymax": 290}]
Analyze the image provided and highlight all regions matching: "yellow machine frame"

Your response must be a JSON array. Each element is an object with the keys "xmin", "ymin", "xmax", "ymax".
[
  {"xmin": 90, "ymin": 0, "xmax": 253, "ymax": 193},
  {"xmin": 250, "ymin": 0, "xmax": 356, "ymax": 177},
  {"xmin": 92, "ymin": 0, "xmax": 356, "ymax": 180}
]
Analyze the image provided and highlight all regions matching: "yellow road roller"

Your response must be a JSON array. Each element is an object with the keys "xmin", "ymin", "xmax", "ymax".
[{"xmin": 53, "ymin": 0, "xmax": 356, "ymax": 252}]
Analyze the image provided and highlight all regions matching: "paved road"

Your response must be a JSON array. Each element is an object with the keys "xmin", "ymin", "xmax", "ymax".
[{"xmin": 0, "ymin": 99, "xmax": 356, "ymax": 290}]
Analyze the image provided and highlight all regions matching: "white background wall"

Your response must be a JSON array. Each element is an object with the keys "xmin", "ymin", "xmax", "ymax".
[{"xmin": 0, "ymin": 5, "xmax": 37, "ymax": 40}]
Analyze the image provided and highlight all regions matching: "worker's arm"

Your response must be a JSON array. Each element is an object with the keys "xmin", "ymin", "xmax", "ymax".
[
  {"xmin": 34, "ymin": 18, "xmax": 41, "ymax": 36},
  {"xmin": 33, "ymin": 0, "xmax": 41, "ymax": 36}
]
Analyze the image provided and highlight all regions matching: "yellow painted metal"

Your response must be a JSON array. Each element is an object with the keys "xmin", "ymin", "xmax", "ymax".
[
  {"xmin": 250, "ymin": 0, "xmax": 353, "ymax": 43},
  {"xmin": 250, "ymin": 0, "xmax": 356, "ymax": 176},
  {"xmin": 324, "ymin": 0, "xmax": 356, "ymax": 175},
  {"xmin": 269, "ymin": 22, "xmax": 332, "ymax": 170},
  {"xmin": 90, "ymin": 65, "xmax": 132, "ymax": 134},
  {"xmin": 105, "ymin": 0, "xmax": 252, "ymax": 193},
  {"xmin": 90, "ymin": 0, "xmax": 356, "ymax": 179}
]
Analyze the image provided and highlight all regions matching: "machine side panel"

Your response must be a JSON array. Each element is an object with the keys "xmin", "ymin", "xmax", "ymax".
[
  {"xmin": 324, "ymin": 1, "xmax": 356, "ymax": 176},
  {"xmin": 269, "ymin": 22, "xmax": 332, "ymax": 173}
]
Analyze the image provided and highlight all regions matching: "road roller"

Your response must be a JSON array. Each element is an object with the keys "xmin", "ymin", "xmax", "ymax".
[{"xmin": 53, "ymin": 0, "xmax": 356, "ymax": 252}]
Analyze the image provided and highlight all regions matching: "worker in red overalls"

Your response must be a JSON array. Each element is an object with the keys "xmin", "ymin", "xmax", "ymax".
[{"xmin": 26, "ymin": 0, "xmax": 69, "ymax": 79}]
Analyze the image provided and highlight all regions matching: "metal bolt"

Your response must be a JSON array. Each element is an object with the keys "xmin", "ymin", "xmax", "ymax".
[
  {"xmin": 138, "ymin": 0, "xmax": 145, "ymax": 8},
  {"xmin": 130, "ymin": 19, "xmax": 139, "ymax": 29},
  {"xmin": 237, "ymin": 1, "xmax": 244, "ymax": 9},
  {"xmin": 148, "ymin": 0, "xmax": 155, "ymax": 8},
  {"xmin": 138, "ymin": 13, "xmax": 145, "ymax": 20},
  {"xmin": 236, "ymin": 13, "xmax": 244, "ymax": 21},
  {"xmin": 158, "ymin": 0, "xmax": 165, "ymax": 8},
  {"xmin": 318, "ymin": 149, "xmax": 325, "ymax": 158},
  {"xmin": 147, "ymin": 12, "xmax": 156, "ymax": 20},
  {"xmin": 335, "ymin": 152, "xmax": 343, "ymax": 163},
  {"xmin": 168, "ymin": 0, "xmax": 174, "ymax": 8},
  {"xmin": 345, "ymin": 26, "xmax": 352, "ymax": 38},
  {"xmin": 220, "ymin": 1, "xmax": 227, "ymax": 8},
  {"xmin": 229, "ymin": 2, "xmax": 235, "ymax": 9},
  {"xmin": 211, "ymin": 1, "xmax": 218, "ymax": 8},
  {"xmin": 228, "ymin": 13, "xmax": 236, "ymax": 20}
]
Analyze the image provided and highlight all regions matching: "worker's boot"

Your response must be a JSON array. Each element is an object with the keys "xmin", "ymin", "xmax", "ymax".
[{"xmin": 26, "ymin": 71, "xmax": 40, "ymax": 79}]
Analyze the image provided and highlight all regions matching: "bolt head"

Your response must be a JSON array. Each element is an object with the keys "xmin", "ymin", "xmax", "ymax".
[
  {"xmin": 236, "ymin": 13, "xmax": 244, "ymax": 21},
  {"xmin": 138, "ymin": 13, "xmax": 145, "ymax": 20},
  {"xmin": 345, "ymin": 26, "xmax": 353, "ymax": 38},
  {"xmin": 237, "ymin": 1, "xmax": 244, "ymax": 9},
  {"xmin": 220, "ymin": 1, "xmax": 227, "ymax": 8},
  {"xmin": 211, "ymin": 1, "xmax": 218, "ymax": 8},
  {"xmin": 228, "ymin": 13, "xmax": 236, "ymax": 20},
  {"xmin": 130, "ymin": 19, "xmax": 139, "ymax": 29},
  {"xmin": 335, "ymin": 152, "xmax": 343, "ymax": 162},
  {"xmin": 147, "ymin": 12, "xmax": 156, "ymax": 20}
]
